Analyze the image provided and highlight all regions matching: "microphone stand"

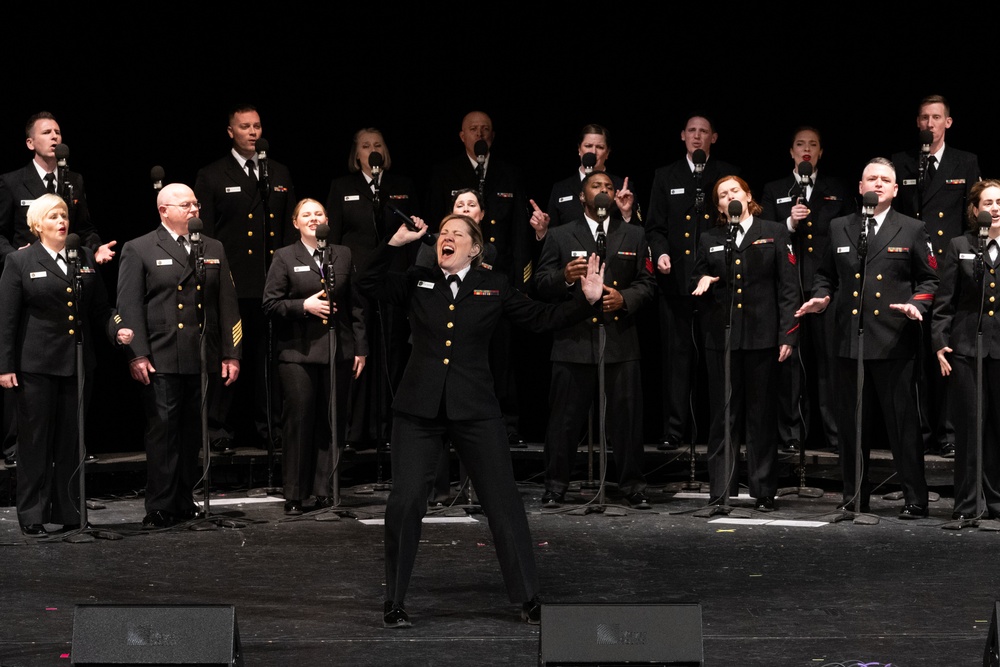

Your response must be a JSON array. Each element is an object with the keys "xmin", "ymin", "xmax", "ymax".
[
  {"xmin": 62, "ymin": 250, "xmax": 121, "ymax": 543},
  {"xmin": 695, "ymin": 220, "xmax": 749, "ymax": 518},
  {"xmin": 370, "ymin": 171, "xmax": 391, "ymax": 491},
  {"xmin": 830, "ymin": 213, "xmax": 879, "ymax": 525},
  {"xmin": 321, "ymin": 245, "xmax": 342, "ymax": 510},
  {"xmin": 259, "ymin": 152, "xmax": 281, "ymax": 496}
]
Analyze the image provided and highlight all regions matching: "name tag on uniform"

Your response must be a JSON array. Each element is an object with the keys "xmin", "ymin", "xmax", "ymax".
[
  {"xmin": 903, "ymin": 179, "xmax": 917, "ymax": 186},
  {"xmin": 294, "ymin": 265, "xmax": 311, "ymax": 272},
  {"xmin": 344, "ymin": 195, "xmax": 360, "ymax": 201},
  {"xmin": 20, "ymin": 199, "xmax": 35, "ymax": 206},
  {"xmin": 710, "ymin": 245, "xmax": 724, "ymax": 253},
  {"xmin": 776, "ymin": 196, "xmax": 793, "ymax": 204},
  {"xmin": 960, "ymin": 253, "xmax": 976, "ymax": 260},
  {"xmin": 558, "ymin": 195, "xmax": 573, "ymax": 203},
  {"xmin": 29, "ymin": 271, "xmax": 46, "ymax": 279},
  {"xmin": 417, "ymin": 280, "xmax": 435, "ymax": 289},
  {"xmin": 837, "ymin": 246, "xmax": 850, "ymax": 253},
  {"xmin": 670, "ymin": 188, "xmax": 685, "ymax": 195},
  {"xmin": 225, "ymin": 186, "xmax": 241, "ymax": 193},
  {"xmin": 571, "ymin": 250, "xmax": 588, "ymax": 258},
  {"xmin": 157, "ymin": 259, "xmax": 174, "ymax": 266},
  {"xmin": 752, "ymin": 238, "xmax": 774, "ymax": 245},
  {"xmin": 474, "ymin": 290, "xmax": 500, "ymax": 296},
  {"xmin": 205, "ymin": 258, "xmax": 221, "ymax": 265}
]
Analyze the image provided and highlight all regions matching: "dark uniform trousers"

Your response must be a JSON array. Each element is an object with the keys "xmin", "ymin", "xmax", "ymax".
[
  {"xmin": 947, "ymin": 356, "xmax": 1000, "ymax": 517},
  {"xmin": 142, "ymin": 373, "xmax": 202, "ymax": 517}
]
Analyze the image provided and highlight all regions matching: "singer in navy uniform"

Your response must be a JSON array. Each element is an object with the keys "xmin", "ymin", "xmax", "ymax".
[
  {"xmin": 194, "ymin": 104, "xmax": 295, "ymax": 452},
  {"xmin": 691, "ymin": 176, "xmax": 799, "ymax": 510},
  {"xmin": 262, "ymin": 199, "xmax": 367, "ymax": 515},
  {"xmin": 931, "ymin": 180, "xmax": 1000, "ymax": 520},
  {"xmin": 358, "ymin": 212, "xmax": 605, "ymax": 628},
  {"xmin": 891, "ymin": 95, "xmax": 981, "ymax": 459},
  {"xmin": 535, "ymin": 171, "xmax": 656, "ymax": 508},
  {"xmin": 0, "ymin": 112, "xmax": 116, "ymax": 263},
  {"xmin": 798, "ymin": 158, "xmax": 938, "ymax": 518},
  {"xmin": 116, "ymin": 184, "xmax": 242, "ymax": 528},
  {"xmin": 760, "ymin": 127, "xmax": 855, "ymax": 453},
  {"xmin": 325, "ymin": 128, "xmax": 418, "ymax": 449},
  {"xmin": 544, "ymin": 124, "xmax": 629, "ymax": 229},
  {"xmin": 646, "ymin": 114, "xmax": 740, "ymax": 452},
  {"xmin": 0, "ymin": 195, "xmax": 131, "ymax": 536}
]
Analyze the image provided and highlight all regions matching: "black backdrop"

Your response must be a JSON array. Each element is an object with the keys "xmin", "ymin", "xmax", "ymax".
[{"xmin": 3, "ymin": 8, "xmax": 996, "ymax": 451}]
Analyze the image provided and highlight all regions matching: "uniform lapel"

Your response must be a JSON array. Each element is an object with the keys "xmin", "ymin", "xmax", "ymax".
[
  {"xmin": 33, "ymin": 243, "xmax": 69, "ymax": 284},
  {"xmin": 156, "ymin": 226, "xmax": 193, "ymax": 281},
  {"xmin": 869, "ymin": 209, "xmax": 902, "ymax": 258}
]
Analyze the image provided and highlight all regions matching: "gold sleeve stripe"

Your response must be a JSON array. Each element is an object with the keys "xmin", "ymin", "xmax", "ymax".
[
  {"xmin": 523, "ymin": 260, "xmax": 533, "ymax": 283},
  {"xmin": 113, "ymin": 314, "xmax": 122, "ymax": 324},
  {"xmin": 233, "ymin": 320, "xmax": 243, "ymax": 347}
]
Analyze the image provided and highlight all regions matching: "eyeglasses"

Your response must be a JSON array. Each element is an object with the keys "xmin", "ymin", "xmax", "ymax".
[{"xmin": 164, "ymin": 202, "xmax": 202, "ymax": 212}]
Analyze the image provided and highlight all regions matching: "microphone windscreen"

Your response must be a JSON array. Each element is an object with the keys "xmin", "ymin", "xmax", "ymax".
[
  {"xmin": 150, "ymin": 165, "xmax": 165, "ymax": 182},
  {"xmin": 369, "ymin": 151, "xmax": 385, "ymax": 169},
  {"xmin": 187, "ymin": 218, "xmax": 204, "ymax": 234},
  {"xmin": 862, "ymin": 191, "xmax": 879, "ymax": 208},
  {"xmin": 692, "ymin": 149, "xmax": 707, "ymax": 165},
  {"xmin": 474, "ymin": 140, "xmax": 489, "ymax": 158},
  {"xmin": 255, "ymin": 137, "xmax": 270, "ymax": 154},
  {"xmin": 979, "ymin": 211, "xmax": 992, "ymax": 229},
  {"xmin": 315, "ymin": 224, "xmax": 330, "ymax": 241},
  {"xmin": 728, "ymin": 200, "xmax": 743, "ymax": 219},
  {"xmin": 65, "ymin": 233, "xmax": 81, "ymax": 250},
  {"xmin": 594, "ymin": 193, "xmax": 613, "ymax": 211},
  {"xmin": 55, "ymin": 144, "xmax": 70, "ymax": 160},
  {"xmin": 918, "ymin": 130, "xmax": 933, "ymax": 146},
  {"xmin": 797, "ymin": 161, "xmax": 814, "ymax": 177},
  {"xmin": 581, "ymin": 152, "xmax": 598, "ymax": 169}
]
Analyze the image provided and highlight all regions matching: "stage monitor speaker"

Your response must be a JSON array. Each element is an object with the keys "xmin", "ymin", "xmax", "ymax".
[
  {"xmin": 71, "ymin": 604, "xmax": 243, "ymax": 666},
  {"xmin": 539, "ymin": 603, "xmax": 703, "ymax": 666},
  {"xmin": 985, "ymin": 601, "xmax": 1000, "ymax": 667}
]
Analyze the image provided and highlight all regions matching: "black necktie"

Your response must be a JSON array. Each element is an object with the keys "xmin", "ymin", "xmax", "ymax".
[
  {"xmin": 177, "ymin": 235, "xmax": 189, "ymax": 253},
  {"xmin": 246, "ymin": 159, "xmax": 257, "ymax": 184},
  {"xmin": 989, "ymin": 240, "xmax": 999, "ymax": 267},
  {"xmin": 926, "ymin": 155, "xmax": 937, "ymax": 183},
  {"xmin": 446, "ymin": 274, "xmax": 461, "ymax": 299},
  {"xmin": 44, "ymin": 173, "xmax": 56, "ymax": 193},
  {"xmin": 596, "ymin": 220, "xmax": 607, "ymax": 260},
  {"xmin": 56, "ymin": 253, "xmax": 67, "ymax": 274}
]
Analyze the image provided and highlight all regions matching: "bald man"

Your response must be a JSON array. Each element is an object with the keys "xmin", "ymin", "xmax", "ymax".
[{"xmin": 116, "ymin": 183, "xmax": 242, "ymax": 528}]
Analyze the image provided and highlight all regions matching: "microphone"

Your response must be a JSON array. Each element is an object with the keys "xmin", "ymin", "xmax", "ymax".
[
  {"xmin": 796, "ymin": 160, "xmax": 814, "ymax": 203},
  {"xmin": 581, "ymin": 152, "xmax": 597, "ymax": 174},
  {"xmin": 150, "ymin": 165, "xmax": 165, "ymax": 191},
  {"xmin": 861, "ymin": 191, "xmax": 878, "ymax": 220},
  {"xmin": 594, "ymin": 192, "xmax": 612, "ymax": 221},
  {"xmin": 727, "ymin": 200, "xmax": 743, "ymax": 225},
  {"xmin": 65, "ymin": 233, "xmax": 81, "ymax": 295},
  {"xmin": 692, "ymin": 149, "xmax": 707, "ymax": 175},
  {"xmin": 188, "ymin": 217, "xmax": 205, "ymax": 279},
  {"xmin": 315, "ymin": 223, "xmax": 329, "ymax": 250},
  {"xmin": 255, "ymin": 137, "xmax": 271, "ymax": 187},
  {"xmin": 474, "ymin": 139, "xmax": 489, "ymax": 162},
  {"xmin": 918, "ymin": 129, "xmax": 933, "ymax": 183},
  {"xmin": 726, "ymin": 200, "xmax": 742, "ymax": 265},
  {"xmin": 387, "ymin": 202, "xmax": 435, "ymax": 246},
  {"xmin": 65, "ymin": 232, "xmax": 80, "ymax": 262},
  {"xmin": 55, "ymin": 144, "xmax": 70, "ymax": 168},
  {"xmin": 315, "ymin": 224, "xmax": 336, "ymax": 298},
  {"xmin": 979, "ymin": 210, "xmax": 993, "ymax": 240},
  {"xmin": 369, "ymin": 151, "xmax": 384, "ymax": 177},
  {"xmin": 976, "ymin": 210, "xmax": 992, "ymax": 281}
]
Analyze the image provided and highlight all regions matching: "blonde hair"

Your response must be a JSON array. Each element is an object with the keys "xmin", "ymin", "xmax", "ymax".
[{"xmin": 26, "ymin": 193, "xmax": 68, "ymax": 238}]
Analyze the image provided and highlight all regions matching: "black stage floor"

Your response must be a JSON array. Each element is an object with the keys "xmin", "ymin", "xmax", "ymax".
[{"xmin": 2, "ymin": 447, "xmax": 997, "ymax": 667}]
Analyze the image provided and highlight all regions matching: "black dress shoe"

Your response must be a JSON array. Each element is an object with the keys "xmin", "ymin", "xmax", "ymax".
[
  {"xmin": 284, "ymin": 500, "xmax": 303, "ymax": 516},
  {"xmin": 951, "ymin": 512, "xmax": 976, "ymax": 521},
  {"xmin": 521, "ymin": 596, "xmax": 541, "ymax": 625},
  {"xmin": 541, "ymin": 491, "xmax": 564, "ymax": 507},
  {"xmin": 657, "ymin": 438, "xmax": 680, "ymax": 451},
  {"xmin": 780, "ymin": 440, "xmax": 801, "ymax": 454},
  {"xmin": 899, "ymin": 504, "xmax": 928, "ymax": 519},
  {"xmin": 624, "ymin": 491, "xmax": 651, "ymax": 509},
  {"xmin": 141, "ymin": 510, "xmax": 175, "ymax": 528},
  {"xmin": 210, "ymin": 437, "xmax": 236, "ymax": 455},
  {"xmin": 754, "ymin": 496, "xmax": 776, "ymax": 512},
  {"xmin": 314, "ymin": 496, "xmax": 335, "ymax": 509},
  {"xmin": 508, "ymin": 432, "xmax": 527, "ymax": 448},
  {"xmin": 4, "ymin": 452, "xmax": 17, "ymax": 467},
  {"xmin": 20, "ymin": 523, "xmax": 46, "ymax": 537},
  {"xmin": 383, "ymin": 601, "xmax": 411, "ymax": 629},
  {"xmin": 940, "ymin": 443, "xmax": 956, "ymax": 459}
]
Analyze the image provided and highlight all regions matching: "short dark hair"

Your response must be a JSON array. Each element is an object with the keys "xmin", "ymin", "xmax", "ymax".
[
  {"xmin": 449, "ymin": 188, "xmax": 484, "ymax": 213},
  {"xmin": 684, "ymin": 113, "xmax": 717, "ymax": 134},
  {"xmin": 790, "ymin": 125, "xmax": 822, "ymax": 147},
  {"xmin": 918, "ymin": 94, "xmax": 950, "ymax": 116},
  {"xmin": 227, "ymin": 103, "xmax": 258, "ymax": 124},
  {"xmin": 25, "ymin": 111, "xmax": 57, "ymax": 138}
]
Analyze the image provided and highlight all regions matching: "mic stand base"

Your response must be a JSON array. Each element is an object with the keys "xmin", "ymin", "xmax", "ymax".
[
  {"xmin": 693, "ymin": 503, "xmax": 752, "ymax": 519},
  {"xmin": 882, "ymin": 489, "xmax": 940, "ymax": 503}
]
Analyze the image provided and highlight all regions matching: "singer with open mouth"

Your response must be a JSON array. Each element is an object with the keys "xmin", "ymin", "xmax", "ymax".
[
  {"xmin": 691, "ymin": 176, "xmax": 798, "ymax": 512},
  {"xmin": 931, "ymin": 179, "xmax": 1000, "ymax": 521},
  {"xmin": 0, "ymin": 194, "xmax": 132, "ymax": 537},
  {"xmin": 359, "ymin": 212, "xmax": 605, "ymax": 629},
  {"xmin": 262, "ymin": 199, "xmax": 367, "ymax": 516}
]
